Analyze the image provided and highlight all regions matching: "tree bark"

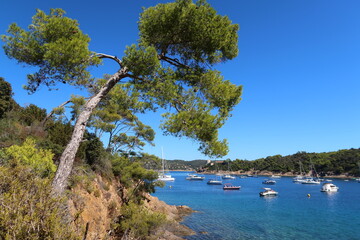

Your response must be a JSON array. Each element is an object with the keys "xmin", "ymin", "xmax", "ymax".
[{"xmin": 52, "ymin": 68, "xmax": 128, "ymax": 194}]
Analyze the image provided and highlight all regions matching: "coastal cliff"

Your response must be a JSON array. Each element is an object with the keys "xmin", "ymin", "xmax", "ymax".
[
  {"xmin": 144, "ymin": 195, "xmax": 195, "ymax": 239},
  {"xmin": 69, "ymin": 175, "xmax": 194, "ymax": 239}
]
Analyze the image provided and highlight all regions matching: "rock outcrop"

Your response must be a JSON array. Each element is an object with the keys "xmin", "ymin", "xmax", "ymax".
[{"xmin": 68, "ymin": 176, "xmax": 194, "ymax": 239}]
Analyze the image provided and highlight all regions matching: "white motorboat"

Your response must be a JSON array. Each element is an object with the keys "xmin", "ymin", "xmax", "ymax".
[
  {"xmin": 259, "ymin": 188, "xmax": 278, "ymax": 197},
  {"xmin": 207, "ymin": 179, "xmax": 223, "ymax": 185},
  {"xmin": 186, "ymin": 174, "xmax": 196, "ymax": 180},
  {"xmin": 293, "ymin": 176, "xmax": 305, "ymax": 183},
  {"xmin": 223, "ymin": 183, "xmax": 241, "ymax": 190},
  {"xmin": 321, "ymin": 183, "xmax": 339, "ymax": 192},
  {"xmin": 186, "ymin": 174, "xmax": 205, "ymax": 180},
  {"xmin": 158, "ymin": 174, "xmax": 175, "ymax": 181},
  {"xmin": 301, "ymin": 177, "xmax": 321, "ymax": 184},
  {"xmin": 262, "ymin": 179, "xmax": 276, "ymax": 185},
  {"xmin": 271, "ymin": 175, "xmax": 281, "ymax": 179},
  {"xmin": 222, "ymin": 174, "xmax": 236, "ymax": 180}
]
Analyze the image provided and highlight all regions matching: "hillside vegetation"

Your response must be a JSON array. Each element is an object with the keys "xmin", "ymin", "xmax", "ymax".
[
  {"xmin": 0, "ymin": 0, "xmax": 243, "ymax": 238},
  {"xmin": 204, "ymin": 150, "xmax": 360, "ymax": 177},
  {"xmin": 0, "ymin": 77, "xmax": 190, "ymax": 239},
  {"xmin": 165, "ymin": 159, "xmax": 208, "ymax": 170}
]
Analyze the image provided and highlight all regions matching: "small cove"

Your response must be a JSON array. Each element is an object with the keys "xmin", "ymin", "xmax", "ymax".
[{"xmin": 153, "ymin": 171, "xmax": 360, "ymax": 240}]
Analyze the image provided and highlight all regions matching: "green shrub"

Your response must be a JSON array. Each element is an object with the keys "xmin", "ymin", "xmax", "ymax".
[
  {"xmin": 117, "ymin": 202, "xmax": 166, "ymax": 239},
  {"xmin": 0, "ymin": 165, "xmax": 80, "ymax": 239},
  {"xmin": 68, "ymin": 165, "xmax": 95, "ymax": 191},
  {"xmin": 4, "ymin": 137, "xmax": 56, "ymax": 177}
]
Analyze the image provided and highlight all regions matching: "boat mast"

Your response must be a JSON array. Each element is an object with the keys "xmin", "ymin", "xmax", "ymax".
[
  {"xmin": 299, "ymin": 161, "xmax": 304, "ymax": 176},
  {"xmin": 309, "ymin": 157, "xmax": 319, "ymax": 179},
  {"xmin": 161, "ymin": 146, "xmax": 165, "ymax": 174}
]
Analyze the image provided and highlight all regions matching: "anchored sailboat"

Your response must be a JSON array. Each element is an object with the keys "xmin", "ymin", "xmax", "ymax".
[
  {"xmin": 157, "ymin": 148, "xmax": 175, "ymax": 182},
  {"xmin": 222, "ymin": 161, "xmax": 236, "ymax": 179},
  {"xmin": 301, "ymin": 161, "xmax": 321, "ymax": 184},
  {"xmin": 293, "ymin": 161, "xmax": 306, "ymax": 183}
]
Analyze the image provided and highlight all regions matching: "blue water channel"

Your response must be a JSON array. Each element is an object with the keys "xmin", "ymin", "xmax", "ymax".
[{"xmin": 152, "ymin": 171, "xmax": 360, "ymax": 240}]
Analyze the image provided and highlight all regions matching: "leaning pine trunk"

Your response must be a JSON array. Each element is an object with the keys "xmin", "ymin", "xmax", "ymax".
[{"xmin": 52, "ymin": 70, "xmax": 127, "ymax": 194}]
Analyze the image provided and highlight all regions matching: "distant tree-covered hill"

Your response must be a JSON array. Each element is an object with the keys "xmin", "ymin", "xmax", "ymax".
[
  {"xmin": 165, "ymin": 159, "xmax": 208, "ymax": 170},
  {"xmin": 204, "ymin": 150, "xmax": 360, "ymax": 177}
]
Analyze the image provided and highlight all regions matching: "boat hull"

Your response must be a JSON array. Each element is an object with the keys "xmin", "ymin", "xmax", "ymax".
[
  {"xmin": 262, "ymin": 180, "xmax": 276, "ymax": 185},
  {"xmin": 187, "ymin": 177, "xmax": 205, "ymax": 180},
  {"xmin": 207, "ymin": 181, "xmax": 222, "ymax": 185},
  {"xmin": 259, "ymin": 188, "xmax": 278, "ymax": 197},
  {"xmin": 302, "ymin": 181, "xmax": 320, "ymax": 184},
  {"xmin": 223, "ymin": 186, "xmax": 241, "ymax": 190},
  {"xmin": 259, "ymin": 192, "xmax": 278, "ymax": 197}
]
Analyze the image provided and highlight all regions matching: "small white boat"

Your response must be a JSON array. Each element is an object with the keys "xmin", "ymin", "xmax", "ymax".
[
  {"xmin": 222, "ymin": 174, "xmax": 236, "ymax": 180},
  {"xmin": 186, "ymin": 174, "xmax": 205, "ymax": 180},
  {"xmin": 321, "ymin": 183, "xmax": 339, "ymax": 192},
  {"xmin": 262, "ymin": 179, "xmax": 276, "ymax": 185},
  {"xmin": 158, "ymin": 174, "xmax": 175, "ymax": 181},
  {"xmin": 271, "ymin": 175, "xmax": 281, "ymax": 179},
  {"xmin": 223, "ymin": 183, "xmax": 241, "ymax": 190},
  {"xmin": 301, "ymin": 178, "xmax": 321, "ymax": 184},
  {"xmin": 207, "ymin": 179, "xmax": 223, "ymax": 185},
  {"xmin": 293, "ymin": 175, "xmax": 305, "ymax": 183},
  {"xmin": 259, "ymin": 188, "xmax": 278, "ymax": 197}
]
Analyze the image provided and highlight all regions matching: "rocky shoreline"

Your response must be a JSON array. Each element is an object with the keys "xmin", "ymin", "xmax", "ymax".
[
  {"xmin": 68, "ymin": 176, "xmax": 196, "ymax": 240},
  {"xmin": 145, "ymin": 194, "xmax": 196, "ymax": 240}
]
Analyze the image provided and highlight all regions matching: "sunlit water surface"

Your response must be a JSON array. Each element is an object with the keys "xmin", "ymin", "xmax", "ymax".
[{"xmin": 152, "ymin": 171, "xmax": 360, "ymax": 240}]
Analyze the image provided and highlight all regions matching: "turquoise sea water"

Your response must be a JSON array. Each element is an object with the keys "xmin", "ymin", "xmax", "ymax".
[{"xmin": 152, "ymin": 171, "xmax": 360, "ymax": 240}]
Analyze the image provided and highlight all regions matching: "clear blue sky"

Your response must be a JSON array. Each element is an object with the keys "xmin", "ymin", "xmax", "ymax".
[{"xmin": 1, "ymin": 0, "xmax": 360, "ymax": 161}]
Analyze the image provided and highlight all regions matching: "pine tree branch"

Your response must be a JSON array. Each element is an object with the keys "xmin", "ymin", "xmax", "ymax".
[
  {"xmin": 42, "ymin": 99, "xmax": 72, "ymax": 125},
  {"xmin": 96, "ymin": 53, "xmax": 123, "ymax": 67},
  {"xmin": 159, "ymin": 54, "xmax": 190, "ymax": 69}
]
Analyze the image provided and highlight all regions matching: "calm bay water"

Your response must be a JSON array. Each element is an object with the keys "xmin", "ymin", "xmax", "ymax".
[{"xmin": 152, "ymin": 171, "xmax": 360, "ymax": 240}]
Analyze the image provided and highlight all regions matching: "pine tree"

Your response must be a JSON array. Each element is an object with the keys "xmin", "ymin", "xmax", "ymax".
[{"xmin": 2, "ymin": 0, "xmax": 242, "ymax": 194}]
